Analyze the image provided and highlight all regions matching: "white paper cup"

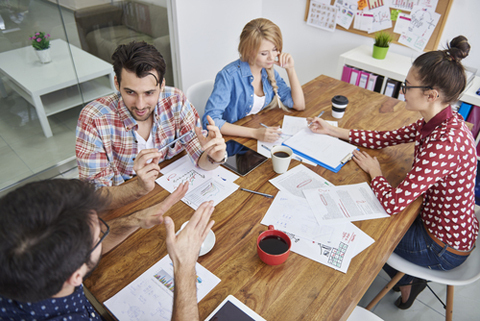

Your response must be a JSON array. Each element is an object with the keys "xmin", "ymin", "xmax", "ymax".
[
  {"xmin": 271, "ymin": 146, "xmax": 293, "ymax": 174},
  {"xmin": 332, "ymin": 95, "xmax": 349, "ymax": 119}
]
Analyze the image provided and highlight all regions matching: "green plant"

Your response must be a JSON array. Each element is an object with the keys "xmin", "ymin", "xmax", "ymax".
[
  {"xmin": 29, "ymin": 31, "xmax": 50, "ymax": 50},
  {"xmin": 374, "ymin": 31, "xmax": 393, "ymax": 48}
]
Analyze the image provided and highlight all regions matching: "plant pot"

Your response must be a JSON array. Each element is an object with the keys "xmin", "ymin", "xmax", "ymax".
[
  {"xmin": 372, "ymin": 45, "xmax": 389, "ymax": 60},
  {"xmin": 34, "ymin": 47, "xmax": 52, "ymax": 64}
]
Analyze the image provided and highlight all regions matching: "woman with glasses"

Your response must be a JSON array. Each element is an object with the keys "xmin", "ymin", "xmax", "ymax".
[{"xmin": 308, "ymin": 36, "xmax": 478, "ymax": 310}]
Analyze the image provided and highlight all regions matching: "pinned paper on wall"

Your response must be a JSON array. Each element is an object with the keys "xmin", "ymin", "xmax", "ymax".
[
  {"xmin": 354, "ymin": 11, "xmax": 373, "ymax": 32},
  {"xmin": 369, "ymin": 5, "xmax": 392, "ymax": 33},
  {"xmin": 307, "ymin": 0, "xmax": 338, "ymax": 32},
  {"xmin": 357, "ymin": 0, "xmax": 368, "ymax": 10},
  {"xmin": 398, "ymin": 6, "xmax": 440, "ymax": 51},
  {"xmin": 367, "ymin": 0, "xmax": 384, "ymax": 10},
  {"xmin": 393, "ymin": 13, "xmax": 411, "ymax": 34},
  {"xmin": 334, "ymin": 0, "xmax": 357, "ymax": 30},
  {"xmin": 390, "ymin": 0, "xmax": 439, "ymax": 12}
]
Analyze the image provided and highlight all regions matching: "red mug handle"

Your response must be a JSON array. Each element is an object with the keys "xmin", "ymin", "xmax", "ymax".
[{"xmin": 268, "ymin": 225, "xmax": 274, "ymax": 230}]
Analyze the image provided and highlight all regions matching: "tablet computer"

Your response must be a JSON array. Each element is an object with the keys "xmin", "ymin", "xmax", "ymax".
[
  {"xmin": 223, "ymin": 140, "xmax": 268, "ymax": 176},
  {"xmin": 204, "ymin": 295, "xmax": 266, "ymax": 321}
]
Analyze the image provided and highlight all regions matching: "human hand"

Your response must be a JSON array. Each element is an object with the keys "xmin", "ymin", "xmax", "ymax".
[
  {"xmin": 352, "ymin": 150, "xmax": 383, "ymax": 179},
  {"xmin": 164, "ymin": 201, "xmax": 215, "ymax": 269},
  {"xmin": 274, "ymin": 52, "xmax": 295, "ymax": 69},
  {"xmin": 132, "ymin": 182, "xmax": 189, "ymax": 229},
  {"xmin": 256, "ymin": 126, "xmax": 281, "ymax": 142},
  {"xmin": 133, "ymin": 148, "xmax": 162, "ymax": 195},
  {"xmin": 308, "ymin": 117, "xmax": 332, "ymax": 135},
  {"xmin": 195, "ymin": 115, "xmax": 226, "ymax": 162}
]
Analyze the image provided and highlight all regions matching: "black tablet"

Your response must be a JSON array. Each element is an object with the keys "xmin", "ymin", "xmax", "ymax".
[{"xmin": 223, "ymin": 140, "xmax": 268, "ymax": 176}]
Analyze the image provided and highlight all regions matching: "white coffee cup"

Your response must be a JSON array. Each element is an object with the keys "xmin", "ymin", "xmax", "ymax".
[
  {"xmin": 271, "ymin": 145, "xmax": 293, "ymax": 174},
  {"xmin": 331, "ymin": 95, "xmax": 349, "ymax": 119}
]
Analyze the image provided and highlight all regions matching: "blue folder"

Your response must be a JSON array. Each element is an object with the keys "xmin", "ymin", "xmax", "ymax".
[{"xmin": 282, "ymin": 142, "xmax": 359, "ymax": 173}]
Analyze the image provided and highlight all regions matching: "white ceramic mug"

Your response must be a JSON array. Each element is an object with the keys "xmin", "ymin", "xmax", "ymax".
[{"xmin": 271, "ymin": 146, "xmax": 293, "ymax": 174}]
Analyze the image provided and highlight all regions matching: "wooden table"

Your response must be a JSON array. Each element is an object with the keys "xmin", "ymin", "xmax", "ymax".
[{"xmin": 84, "ymin": 75, "xmax": 423, "ymax": 321}]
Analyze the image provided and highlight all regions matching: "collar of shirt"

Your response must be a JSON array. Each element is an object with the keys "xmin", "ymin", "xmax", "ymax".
[
  {"xmin": 238, "ymin": 59, "xmax": 269, "ymax": 81},
  {"xmin": 420, "ymin": 105, "xmax": 453, "ymax": 140}
]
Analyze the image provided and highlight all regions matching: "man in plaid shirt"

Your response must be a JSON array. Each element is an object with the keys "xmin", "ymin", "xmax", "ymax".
[{"xmin": 76, "ymin": 42, "xmax": 227, "ymax": 209}]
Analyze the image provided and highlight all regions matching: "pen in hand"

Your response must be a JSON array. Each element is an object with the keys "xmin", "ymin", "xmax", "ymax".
[{"xmin": 308, "ymin": 111, "xmax": 325, "ymax": 126}]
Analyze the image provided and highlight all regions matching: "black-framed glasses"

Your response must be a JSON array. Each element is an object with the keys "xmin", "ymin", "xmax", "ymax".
[
  {"xmin": 86, "ymin": 217, "xmax": 110, "ymax": 259},
  {"xmin": 400, "ymin": 83, "xmax": 433, "ymax": 95}
]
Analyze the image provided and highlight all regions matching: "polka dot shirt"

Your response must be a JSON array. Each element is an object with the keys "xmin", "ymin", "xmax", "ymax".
[
  {"xmin": 349, "ymin": 107, "xmax": 479, "ymax": 251},
  {"xmin": 0, "ymin": 285, "xmax": 103, "ymax": 320}
]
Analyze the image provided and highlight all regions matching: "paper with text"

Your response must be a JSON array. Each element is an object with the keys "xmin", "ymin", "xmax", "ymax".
[
  {"xmin": 261, "ymin": 191, "xmax": 375, "ymax": 273},
  {"xmin": 304, "ymin": 182, "xmax": 390, "ymax": 223},
  {"xmin": 105, "ymin": 255, "xmax": 220, "ymax": 321},
  {"xmin": 269, "ymin": 164, "xmax": 334, "ymax": 198}
]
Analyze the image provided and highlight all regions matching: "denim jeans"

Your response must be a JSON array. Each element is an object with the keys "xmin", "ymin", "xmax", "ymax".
[{"xmin": 383, "ymin": 215, "xmax": 469, "ymax": 285}]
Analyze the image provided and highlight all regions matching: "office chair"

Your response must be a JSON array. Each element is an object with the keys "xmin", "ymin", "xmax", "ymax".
[{"xmin": 186, "ymin": 79, "xmax": 214, "ymax": 119}]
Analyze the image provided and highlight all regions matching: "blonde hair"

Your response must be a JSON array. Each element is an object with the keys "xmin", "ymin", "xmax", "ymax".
[{"xmin": 238, "ymin": 18, "xmax": 289, "ymax": 112}]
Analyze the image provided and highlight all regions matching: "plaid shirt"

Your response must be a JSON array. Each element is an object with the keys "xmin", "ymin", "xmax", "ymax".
[{"xmin": 76, "ymin": 86, "xmax": 203, "ymax": 188}]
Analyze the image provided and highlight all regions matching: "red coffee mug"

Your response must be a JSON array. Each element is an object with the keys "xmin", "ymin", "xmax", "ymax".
[{"xmin": 257, "ymin": 225, "xmax": 291, "ymax": 265}]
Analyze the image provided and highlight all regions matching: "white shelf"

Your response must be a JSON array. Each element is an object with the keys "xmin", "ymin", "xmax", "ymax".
[
  {"xmin": 42, "ymin": 76, "xmax": 114, "ymax": 116},
  {"xmin": 337, "ymin": 45, "xmax": 480, "ymax": 107}
]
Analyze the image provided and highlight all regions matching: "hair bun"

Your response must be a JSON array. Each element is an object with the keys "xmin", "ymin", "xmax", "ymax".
[{"xmin": 447, "ymin": 35, "xmax": 470, "ymax": 62}]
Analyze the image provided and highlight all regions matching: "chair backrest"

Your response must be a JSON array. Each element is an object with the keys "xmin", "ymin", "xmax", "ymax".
[
  {"xmin": 186, "ymin": 80, "xmax": 214, "ymax": 119},
  {"xmin": 347, "ymin": 306, "xmax": 384, "ymax": 321}
]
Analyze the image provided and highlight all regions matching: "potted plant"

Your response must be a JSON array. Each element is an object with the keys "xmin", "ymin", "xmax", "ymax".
[
  {"xmin": 372, "ymin": 31, "xmax": 393, "ymax": 60},
  {"xmin": 29, "ymin": 31, "xmax": 51, "ymax": 63}
]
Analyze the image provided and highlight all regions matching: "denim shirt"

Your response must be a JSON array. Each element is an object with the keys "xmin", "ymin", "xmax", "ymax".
[{"xmin": 202, "ymin": 59, "xmax": 294, "ymax": 129}]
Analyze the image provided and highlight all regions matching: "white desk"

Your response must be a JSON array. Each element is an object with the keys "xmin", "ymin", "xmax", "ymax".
[{"xmin": 0, "ymin": 39, "xmax": 115, "ymax": 137}]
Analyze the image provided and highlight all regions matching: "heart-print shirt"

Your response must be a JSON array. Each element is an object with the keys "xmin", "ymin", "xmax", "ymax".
[{"xmin": 350, "ymin": 107, "xmax": 478, "ymax": 251}]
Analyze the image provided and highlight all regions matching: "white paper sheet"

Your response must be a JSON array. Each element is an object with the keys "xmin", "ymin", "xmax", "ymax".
[
  {"xmin": 156, "ymin": 156, "xmax": 239, "ymax": 210},
  {"xmin": 261, "ymin": 191, "xmax": 375, "ymax": 273},
  {"xmin": 369, "ymin": 6, "xmax": 392, "ymax": 33},
  {"xmin": 393, "ymin": 13, "xmax": 412, "ymax": 35},
  {"xmin": 105, "ymin": 255, "xmax": 221, "ymax": 321},
  {"xmin": 304, "ymin": 182, "xmax": 390, "ymax": 223},
  {"xmin": 354, "ymin": 11, "xmax": 373, "ymax": 32},
  {"xmin": 334, "ymin": 0, "xmax": 357, "ymax": 30},
  {"xmin": 390, "ymin": 0, "xmax": 439, "ymax": 12},
  {"xmin": 269, "ymin": 164, "xmax": 334, "ymax": 198},
  {"xmin": 398, "ymin": 6, "xmax": 440, "ymax": 52},
  {"xmin": 306, "ymin": 0, "xmax": 338, "ymax": 33},
  {"xmin": 282, "ymin": 128, "xmax": 358, "ymax": 169}
]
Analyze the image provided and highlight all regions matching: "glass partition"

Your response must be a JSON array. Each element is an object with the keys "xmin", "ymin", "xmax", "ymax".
[{"xmin": 0, "ymin": 0, "xmax": 172, "ymax": 194}]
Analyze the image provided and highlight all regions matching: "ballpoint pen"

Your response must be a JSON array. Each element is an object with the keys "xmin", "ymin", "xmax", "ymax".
[
  {"xmin": 158, "ymin": 131, "xmax": 193, "ymax": 151},
  {"xmin": 260, "ymin": 123, "xmax": 291, "ymax": 137},
  {"xmin": 240, "ymin": 188, "xmax": 274, "ymax": 198},
  {"xmin": 308, "ymin": 111, "xmax": 325, "ymax": 126}
]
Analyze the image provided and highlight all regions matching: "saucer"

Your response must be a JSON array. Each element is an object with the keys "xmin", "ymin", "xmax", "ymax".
[{"xmin": 178, "ymin": 221, "xmax": 216, "ymax": 256}]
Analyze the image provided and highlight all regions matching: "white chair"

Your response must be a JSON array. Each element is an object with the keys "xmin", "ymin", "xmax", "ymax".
[
  {"xmin": 186, "ymin": 79, "xmax": 214, "ymax": 119},
  {"xmin": 366, "ymin": 241, "xmax": 480, "ymax": 321},
  {"xmin": 347, "ymin": 306, "xmax": 383, "ymax": 321}
]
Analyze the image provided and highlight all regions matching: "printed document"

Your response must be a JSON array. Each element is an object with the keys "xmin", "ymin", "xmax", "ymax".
[
  {"xmin": 261, "ymin": 191, "xmax": 375, "ymax": 273},
  {"xmin": 105, "ymin": 255, "xmax": 220, "ymax": 321},
  {"xmin": 156, "ymin": 155, "xmax": 239, "ymax": 210},
  {"xmin": 304, "ymin": 182, "xmax": 390, "ymax": 223}
]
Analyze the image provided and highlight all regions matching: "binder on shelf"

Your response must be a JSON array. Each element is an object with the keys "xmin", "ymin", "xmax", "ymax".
[
  {"xmin": 341, "ymin": 65, "xmax": 353, "ymax": 83},
  {"xmin": 466, "ymin": 105, "xmax": 480, "ymax": 138},
  {"xmin": 349, "ymin": 68, "xmax": 361, "ymax": 86},
  {"xmin": 458, "ymin": 102, "xmax": 473, "ymax": 120},
  {"xmin": 282, "ymin": 129, "xmax": 359, "ymax": 173},
  {"xmin": 383, "ymin": 79, "xmax": 401, "ymax": 98},
  {"xmin": 397, "ymin": 92, "xmax": 405, "ymax": 101},
  {"xmin": 358, "ymin": 71, "xmax": 370, "ymax": 89},
  {"xmin": 366, "ymin": 74, "xmax": 378, "ymax": 91},
  {"xmin": 373, "ymin": 75, "xmax": 384, "ymax": 93}
]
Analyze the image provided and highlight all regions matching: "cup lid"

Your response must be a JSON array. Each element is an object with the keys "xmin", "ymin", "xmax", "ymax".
[{"xmin": 332, "ymin": 95, "xmax": 348, "ymax": 105}]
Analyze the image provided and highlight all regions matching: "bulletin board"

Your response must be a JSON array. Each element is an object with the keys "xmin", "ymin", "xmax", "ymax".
[{"xmin": 304, "ymin": 0, "xmax": 453, "ymax": 52}]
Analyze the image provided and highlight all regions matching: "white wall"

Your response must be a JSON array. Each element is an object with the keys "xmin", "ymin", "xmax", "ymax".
[
  {"xmin": 173, "ymin": 0, "xmax": 262, "ymax": 91},
  {"xmin": 174, "ymin": 0, "xmax": 480, "ymax": 89}
]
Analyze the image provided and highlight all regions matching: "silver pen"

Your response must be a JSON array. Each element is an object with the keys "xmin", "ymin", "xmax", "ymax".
[
  {"xmin": 308, "ymin": 111, "xmax": 325, "ymax": 126},
  {"xmin": 240, "ymin": 188, "xmax": 274, "ymax": 198},
  {"xmin": 158, "ymin": 131, "xmax": 192, "ymax": 151}
]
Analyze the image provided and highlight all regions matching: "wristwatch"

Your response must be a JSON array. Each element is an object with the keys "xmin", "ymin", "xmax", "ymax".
[{"xmin": 207, "ymin": 153, "xmax": 228, "ymax": 165}]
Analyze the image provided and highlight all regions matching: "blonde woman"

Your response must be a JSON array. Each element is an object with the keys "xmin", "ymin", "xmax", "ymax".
[{"xmin": 202, "ymin": 18, "xmax": 305, "ymax": 142}]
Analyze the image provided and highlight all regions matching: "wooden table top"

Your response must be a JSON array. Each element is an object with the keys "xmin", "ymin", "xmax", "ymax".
[{"xmin": 84, "ymin": 75, "xmax": 423, "ymax": 321}]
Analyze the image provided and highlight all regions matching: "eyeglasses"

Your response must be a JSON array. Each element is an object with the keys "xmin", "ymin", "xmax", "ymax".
[
  {"xmin": 86, "ymin": 217, "xmax": 110, "ymax": 259},
  {"xmin": 400, "ymin": 83, "xmax": 433, "ymax": 95}
]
